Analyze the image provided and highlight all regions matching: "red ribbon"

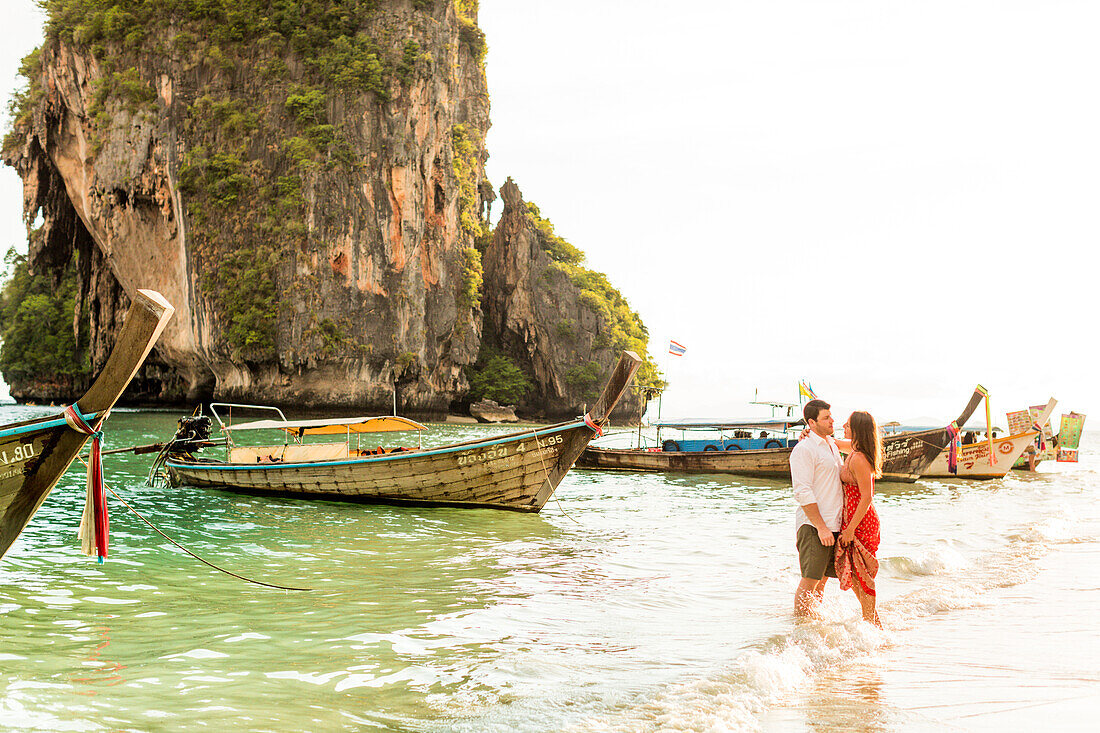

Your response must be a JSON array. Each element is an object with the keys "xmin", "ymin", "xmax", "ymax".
[
  {"xmin": 64, "ymin": 405, "xmax": 108, "ymax": 562},
  {"xmin": 946, "ymin": 422, "xmax": 960, "ymax": 475},
  {"xmin": 583, "ymin": 414, "xmax": 603, "ymax": 437}
]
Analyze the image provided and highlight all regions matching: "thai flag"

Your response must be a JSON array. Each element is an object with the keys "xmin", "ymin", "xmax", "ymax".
[{"xmin": 668, "ymin": 340, "xmax": 687, "ymax": 356}]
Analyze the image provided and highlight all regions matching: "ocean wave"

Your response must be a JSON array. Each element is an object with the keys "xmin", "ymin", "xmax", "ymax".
[
  {"xmin": 565, "ymin": 610, "xmax": 890, "ymax": 732},
  {"xmin": 879, "ymin": 545, "xmax": 970, "ymax": 577},
  {"xmin": 567, "ymin": 505, "xmax": 1072, "ymax": 732}
]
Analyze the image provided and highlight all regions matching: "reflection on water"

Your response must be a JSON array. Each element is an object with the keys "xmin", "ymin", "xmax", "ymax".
[
  {"xmin": 1, "ymin": 408, "xmax": 1098, "ymax": 730},
  {"xmin": 802, "ymin": 665, "xmax": 890, "ymax": 733}
]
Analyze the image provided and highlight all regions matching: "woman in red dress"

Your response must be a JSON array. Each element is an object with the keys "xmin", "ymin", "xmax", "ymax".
[{"xmin": 836, "ymin": 411, "xmax": 882, "ymax": 627}]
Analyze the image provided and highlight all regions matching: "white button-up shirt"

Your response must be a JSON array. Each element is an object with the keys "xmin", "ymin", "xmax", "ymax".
[{"xmin": 789, "ymin": 431, "xmax": 844, "ymax": 532}]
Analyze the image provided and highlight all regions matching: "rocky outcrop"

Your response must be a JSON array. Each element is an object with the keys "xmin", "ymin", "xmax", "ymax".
[
  {"xmin": 469, "ymin": 399, "xmax": 518, "ymax": 423},
  {"xmin": 481, "ymin": 179, "xmax": 645, "ymax": 421},
  {"xmin": 3, "ymin": 1, "xmax": 492, "ymax": 413},
  {"xmin": 2, "ymin": 2, "xmax": 658, "ymax": 420}
]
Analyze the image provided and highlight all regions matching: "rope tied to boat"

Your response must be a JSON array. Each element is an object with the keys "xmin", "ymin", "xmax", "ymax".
[
  {"xmin": 583, "ymin": 414, "xmax": 604, "ymax": 437},
  {"xmin": 64, "ymin": 404, "xmax": 108, "ymax": 563},
  {"xmin": 73, "ymin": 453, "xmax": 313, "ymax": 592}
]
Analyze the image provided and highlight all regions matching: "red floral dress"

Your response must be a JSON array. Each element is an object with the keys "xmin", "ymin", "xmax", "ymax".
[{"xmin": 836, "ymin": 457, "xmax": 881, "ymax": 596}]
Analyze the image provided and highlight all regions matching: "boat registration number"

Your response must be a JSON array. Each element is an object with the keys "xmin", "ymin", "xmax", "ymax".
[
  {"xmin": 456, "ymin": 434, "xmax": 563, "ymax": 466},
  {"xmin": 0, "ymin": 441, "xmax": 36, "ymax": 480}
]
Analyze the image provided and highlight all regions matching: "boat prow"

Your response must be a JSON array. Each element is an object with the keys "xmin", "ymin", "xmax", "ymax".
[{"xmin": 0, "ymin": 289, "xmax": 175, "ymax": 560}]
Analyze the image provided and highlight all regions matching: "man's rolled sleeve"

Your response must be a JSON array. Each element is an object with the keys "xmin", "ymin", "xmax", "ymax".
[{"xmin": 789, "ymin": 447, "xmax": 817, "ymax": 506}]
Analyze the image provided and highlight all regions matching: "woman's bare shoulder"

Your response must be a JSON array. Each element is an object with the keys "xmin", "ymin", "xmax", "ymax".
[{"xmin": 849, "ymin": 451, "xmax": 873, "ymax": 470}]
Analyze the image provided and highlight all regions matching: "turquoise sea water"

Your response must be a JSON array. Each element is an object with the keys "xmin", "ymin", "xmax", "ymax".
[{"xmin": 1, "ymin": 407, "xmax": 1097, "ymax": 731}]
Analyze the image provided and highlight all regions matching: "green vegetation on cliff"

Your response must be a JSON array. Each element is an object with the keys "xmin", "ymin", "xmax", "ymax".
[
  {"xmin": 464, "ymin": 347, "xmax": 531, "ymax": 405},
  {"xmin": 12, "ymin": 1, "xmax": 480, "ymax": 360},
  {"xmin": 525, "ymin": 203, "xmax": 665, "ymax": 392},
  {"xmin": 0, "ymin": 248, "xmax": 90, "ymax": 386},
  {"xmin": 452, "ymin": 124, "xmax": 486, "ymax": 312}
]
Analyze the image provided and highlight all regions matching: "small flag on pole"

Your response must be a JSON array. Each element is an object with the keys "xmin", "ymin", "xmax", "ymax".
[
  {"xmin": 798, "ymin": 380, "xmax": 817, "ymax": 400},
  {"xmin": 668, "ymin": 340, "xmax": 687, "ymax": 356}
]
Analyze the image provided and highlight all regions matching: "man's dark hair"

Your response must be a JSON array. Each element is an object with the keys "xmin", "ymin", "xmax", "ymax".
[{"xmin": 803, "ymin": 399, "xmax": 831, "ymax": 423}]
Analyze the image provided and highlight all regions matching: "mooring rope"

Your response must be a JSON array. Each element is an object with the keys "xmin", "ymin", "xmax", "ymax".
[
  {"xmin": 76, "ymin": 456, "xmax": 313, "ymax": 592},
  {"xmin": 528, "ymin": 426, "xmax": 582, "ymax": 525}
]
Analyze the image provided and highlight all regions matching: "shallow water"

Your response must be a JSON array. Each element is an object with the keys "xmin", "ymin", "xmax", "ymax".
[{"xmin": 1, "ymin": 408, "xmax": 1097, "ymax": 731}]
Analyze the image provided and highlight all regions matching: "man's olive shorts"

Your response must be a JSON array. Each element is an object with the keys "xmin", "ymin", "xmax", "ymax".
[{"xmin": 796, "ymin": 523, "xmax": 839, "ymax": 580}]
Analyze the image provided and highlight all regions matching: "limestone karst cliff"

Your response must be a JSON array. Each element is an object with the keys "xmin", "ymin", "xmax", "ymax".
[
  {"xmin": 1, "ymin": 1, "xmax": 660, "ymax": 418},
  {"xmin": 481, "ymin": 179, "xmax": 656, "ymax": 421}
]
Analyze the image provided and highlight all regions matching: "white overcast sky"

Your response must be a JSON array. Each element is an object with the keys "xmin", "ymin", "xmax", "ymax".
[{"xmin": 2, "ymin": 1, "xmax": 1096, "ymax": 424}]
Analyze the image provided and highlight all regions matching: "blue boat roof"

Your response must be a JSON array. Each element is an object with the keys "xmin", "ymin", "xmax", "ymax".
[{"xmin": 654, "ymin": 418, "xmax": 805, "ymax": 430}]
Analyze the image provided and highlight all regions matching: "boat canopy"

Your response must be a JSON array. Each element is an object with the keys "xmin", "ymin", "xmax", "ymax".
[
  {"xmin": 654, "ymin": 417, "xmax": 805, "ymax": 430},
  {"xmin": 222, "ymin": 415, "xmax": 428, "ymax": 436}
]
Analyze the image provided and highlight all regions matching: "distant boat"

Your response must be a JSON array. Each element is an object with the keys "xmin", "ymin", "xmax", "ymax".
[
  {"xmin": 577, "ymin": 417, "xmax": 803, "ymax": 479},
  {"xmin": 578, "ymin": 387, "xmax": 988, "ymax": 483},
  {"xmin": 1011, "ymin": 405, "xmax": 1086, "ymax": 471},
  {"xmin": 922, "ymin": 399, "xmax": 1056, "ymax": 479},
  {"xmin": 0, "ymin": 290, "xmax": 175, "ymax": 560},
  {"xmin": 155, "ymin": 351, "xmax": 641, "ymax": 512}
]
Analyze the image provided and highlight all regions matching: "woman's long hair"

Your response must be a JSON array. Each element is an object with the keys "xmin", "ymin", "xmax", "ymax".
[{"xmin": 849, "ymin": 411, "xmax": 882, "ymax": 478}]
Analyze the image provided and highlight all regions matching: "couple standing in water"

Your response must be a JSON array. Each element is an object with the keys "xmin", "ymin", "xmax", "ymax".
[{"xmin": 790, "ymin": 398, "xmax": 882, "ymax": 626}]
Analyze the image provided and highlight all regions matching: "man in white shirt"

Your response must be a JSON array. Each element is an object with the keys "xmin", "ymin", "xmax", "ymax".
[{"xmin": 789, "ymin": 399, "xmax": 844, "ymax": 617}]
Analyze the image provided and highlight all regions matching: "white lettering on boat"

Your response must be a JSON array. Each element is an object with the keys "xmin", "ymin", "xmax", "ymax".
[
  {"xmin": 0, "ymin": 442, "xmax": 35, "ymax": 466},
  {"xmin": 456, "ymin": 434, "xmax": 564, "ymax": 467},
  {"xmin": 883, "ymin": 440, "xmax": 912, "ymax": 459}
]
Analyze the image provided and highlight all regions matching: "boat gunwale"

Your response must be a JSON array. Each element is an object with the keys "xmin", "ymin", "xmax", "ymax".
[
  {"xmin": 0, "ymin": 412, "xmax": 106, "ymax": 441},
  {"xmin": 166, "ymin": 418, "xmax": 589, "ymax": 471}
]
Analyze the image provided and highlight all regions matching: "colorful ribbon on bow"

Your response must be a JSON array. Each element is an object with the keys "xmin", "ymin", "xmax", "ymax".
[
  {"xmin": 583, "ymin": 414, "xmax": 603, "ymax": 437},
  {"xmin": 64, "ymin": 404, "xmax": 108, "ymax": 563},
  {"xmin": 1032, "ymin": 421, "xmax": 1046, "ymax": 453},
  {"xmin": 946, "ymin": 421, "xmax": 960, "ymax": 475}
]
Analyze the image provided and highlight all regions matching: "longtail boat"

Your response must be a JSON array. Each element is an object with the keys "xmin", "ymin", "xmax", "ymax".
[
  {"xmin": 577, "ymin": 417, "xmax": 803, "ymax": 479},
  {"xmin": 578, "ymin": 387, "xmax": 988, "ymax": 483},
  {"xmin": 0, "ymin": 290, "xmax": 175, "ymax": 560},
  {"xmin": 156, "ymin": 351, "xmax": 641, "ymax": 512},
  {"xmin": 1011, "ymin": 405, "xmax": 1085, "ymax": 470},
  {"xmin": 922, "ymin": 399, "xmax": 1056, "ymax": 479}
]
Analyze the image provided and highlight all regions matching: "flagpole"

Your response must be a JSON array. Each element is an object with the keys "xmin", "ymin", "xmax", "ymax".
[{"xmin": 662, "ymin": 339, "xmax": 686, "ymax": 422}]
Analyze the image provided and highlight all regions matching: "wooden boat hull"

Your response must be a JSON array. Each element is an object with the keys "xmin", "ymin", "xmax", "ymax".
[
  {"xmin": 578, "ymin": 388, "xmax": 988, "ymax": 483},
  {"xmin": 169, "ymin": 421, "xmax": 597, "ymax": 511},
  {"xmin": 577, "ymin": 427, "xmax": 945, "ymax": 483},
  {"xmin": 878, "ymin": 426, "xmax": 956, "ymax": 481},
  {"xmin": 923, "ymin": 431, "xmax": 1037, "ymax": 479},
  {"xmin": 163, "ymin": 352, "xmax": 643, "ymax": 512},
  {"xmin": 577, "ymin": 445, "xmax": 795, "ymax": 478},
  {"xmin": 0, "ymin": 290, "xmax": 175, "ymax": 560}
]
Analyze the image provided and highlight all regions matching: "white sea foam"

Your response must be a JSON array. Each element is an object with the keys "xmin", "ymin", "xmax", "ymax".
[
  {"xmin": 880, "ymin": 544, "xmax": 970, "ymax": 577},
  {"xmin": 570, "ymin": 489, "xmax": 1075, "ymax": 732},
  {"xmin": 568, "ymin": 613, "xmax": 890, "ymax": 732}
]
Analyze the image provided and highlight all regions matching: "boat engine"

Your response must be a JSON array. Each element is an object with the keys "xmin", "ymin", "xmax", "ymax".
[
  {"xmin": 145, "ymin": 415, "xmax": 215, "ymax": 487},
  {"xmin": 174, "ymin": 415, "xmax": 212, "ymax": 445}
]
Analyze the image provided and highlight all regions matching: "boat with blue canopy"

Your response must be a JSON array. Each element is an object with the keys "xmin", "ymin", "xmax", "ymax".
[{"xmin": 578, "ymin": 387, "xmax": 989, "ymax": 482}]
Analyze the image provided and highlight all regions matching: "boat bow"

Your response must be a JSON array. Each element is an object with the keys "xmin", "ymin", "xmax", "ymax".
[{"xmin": 0, "ymin": 289, "xmax": 174, "ymax": 559}]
